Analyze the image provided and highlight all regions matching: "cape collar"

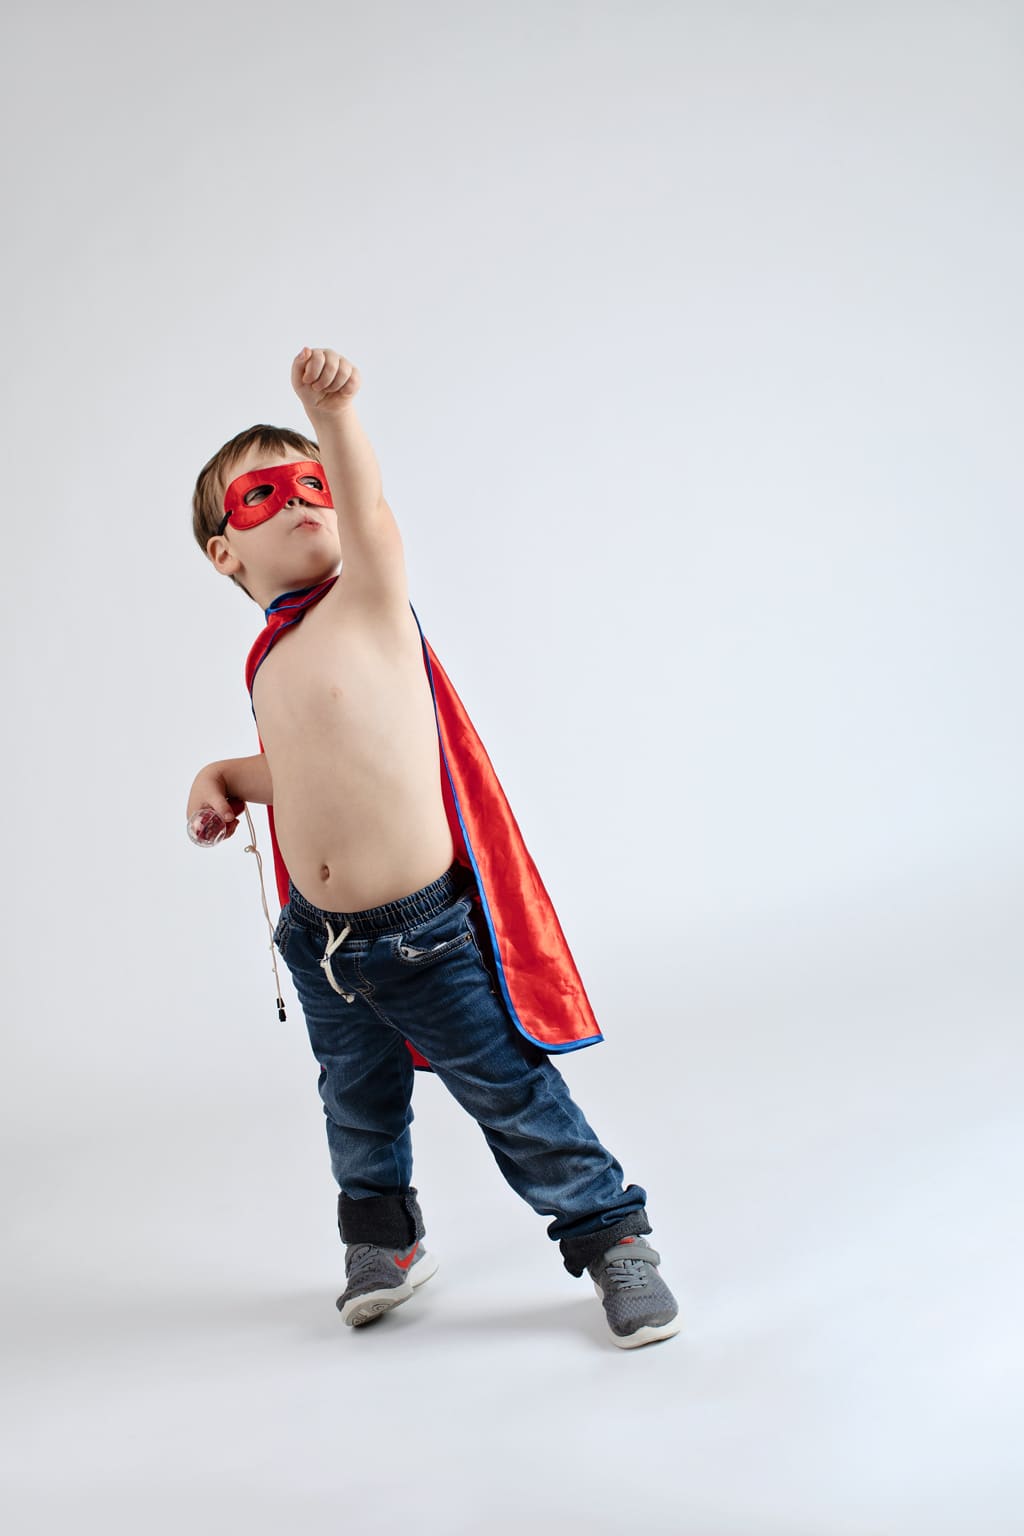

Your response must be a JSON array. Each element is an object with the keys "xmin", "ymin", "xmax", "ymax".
[
  {"xmin": 246, "ymin": 574, "xmax": 341, "ymax": 708},
  {"xmin": 263, "ymin": 575, "xmax": 339, "ymax": 622}
]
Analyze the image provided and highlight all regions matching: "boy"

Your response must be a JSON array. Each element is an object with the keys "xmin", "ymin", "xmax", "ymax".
[{"xmin": 187, "ymin": 346, "xmax": 680, "ymax": 1349}]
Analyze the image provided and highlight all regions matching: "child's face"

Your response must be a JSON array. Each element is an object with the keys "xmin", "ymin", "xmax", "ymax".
[{"xmin": 206, "ymin": 448, "xmax": 342, "ymax": 607}]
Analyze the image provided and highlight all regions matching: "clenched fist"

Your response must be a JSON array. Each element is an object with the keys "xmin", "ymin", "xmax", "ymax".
[
  {"xmin": 291, "ymin": 346, "xmax": 361, "ymax": 418},
  {"xmin": 186, "ymin": 766, "xmax": 246, "ymax": 846}
]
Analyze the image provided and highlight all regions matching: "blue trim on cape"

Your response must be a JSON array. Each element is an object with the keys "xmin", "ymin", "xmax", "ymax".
[{"xmin": 409, "ymin": 602, "xmax": 602, "ymax": 1056}]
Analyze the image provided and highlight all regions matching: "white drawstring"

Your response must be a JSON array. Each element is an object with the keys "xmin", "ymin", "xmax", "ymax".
[
  {"xmin": 320, "ymin": 919, "xmax": 356, "ymax": 1002},
  {"xmin": 242, "ymin": 804, "xmax": 288, "ymax": 1022},
  {"xmin": 241, "ymin": 804, "xmax": 357, "ymax": 1006}
]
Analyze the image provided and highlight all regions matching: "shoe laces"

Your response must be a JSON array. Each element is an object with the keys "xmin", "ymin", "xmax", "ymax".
[
  {"xmin": 597, "ymin": 1240, "xmax": 661, "ymax": 1289},
  {"xmin": 603, "ymin": 1257, "xmax": 650, "ymax": 1289}
]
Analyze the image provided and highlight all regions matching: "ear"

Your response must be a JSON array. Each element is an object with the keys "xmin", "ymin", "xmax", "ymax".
[{"xmin": 206, "ymin": 533, "xmax": 242, "ymax": 578}]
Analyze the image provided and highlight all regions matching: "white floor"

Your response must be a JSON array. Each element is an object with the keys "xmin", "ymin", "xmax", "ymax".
[{"xmin": 3, "ymin": 868, "xmax": 1020, "ymax": 1536}]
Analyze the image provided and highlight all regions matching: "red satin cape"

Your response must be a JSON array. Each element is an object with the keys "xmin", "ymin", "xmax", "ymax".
[{"xmin": 244, "ymin": 575, "xmax": 604, "ymax": 1071}]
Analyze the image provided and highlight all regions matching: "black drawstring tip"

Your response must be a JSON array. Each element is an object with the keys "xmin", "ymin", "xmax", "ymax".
[{"xmin": 277, "ymin": 997, "xmax": 287, "ymax": 1022}]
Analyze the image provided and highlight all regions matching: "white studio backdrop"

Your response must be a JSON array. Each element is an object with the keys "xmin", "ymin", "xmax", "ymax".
[{"xmin": 1, "ymin": 3, "xmax": 1021, "ymax": 1534}]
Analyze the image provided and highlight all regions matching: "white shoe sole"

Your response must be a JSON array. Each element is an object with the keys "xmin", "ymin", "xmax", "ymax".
[
  {"xmin": 593, "ymin": 1280, "xmax": 682, "ymax": 1349},
  {"xmin": 339, "ymin": 1248, "xmax": 439, "ymax": 1328}
]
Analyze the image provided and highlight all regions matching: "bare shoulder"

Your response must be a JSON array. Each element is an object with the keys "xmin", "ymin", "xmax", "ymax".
[
  {"xmin": 297, "ymin": 495, "xmax": 422, "ymax": 652},
  {"xmin": 318, "ymin": 568, "xmax": 421, "ymax": 657},
  {"xmin": 326, "ymin": 498, "xmax": 410, "ymax": 619}
]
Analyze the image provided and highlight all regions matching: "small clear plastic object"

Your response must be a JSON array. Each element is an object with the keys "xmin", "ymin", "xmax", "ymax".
[{"xmin": 187, "ymin": 804, "xmax": 229, "ymax": 847}]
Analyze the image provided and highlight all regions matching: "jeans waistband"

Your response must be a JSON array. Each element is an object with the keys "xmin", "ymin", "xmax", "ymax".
[{"xmin": 286, "ymin": 859, "xmax": 474, "ymax": 937}]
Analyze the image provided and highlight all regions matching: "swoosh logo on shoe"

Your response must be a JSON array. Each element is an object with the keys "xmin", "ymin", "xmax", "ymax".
[{"xmin": 393, "ymin": 1244, "xmax": 419, "ymax": 1271}]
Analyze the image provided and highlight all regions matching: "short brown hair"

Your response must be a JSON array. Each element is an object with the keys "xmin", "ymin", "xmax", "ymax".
[{"xmin": 192, "ymin": 422, "xmax": 322, "ymax": 604}]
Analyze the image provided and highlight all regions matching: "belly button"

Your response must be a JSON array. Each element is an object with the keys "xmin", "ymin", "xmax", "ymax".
[{"xmin": 320, "ymin": 863, "xmax": 331, "ymax": 882}]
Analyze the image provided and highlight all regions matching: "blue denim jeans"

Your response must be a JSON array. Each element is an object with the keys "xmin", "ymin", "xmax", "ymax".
[{"xmin": 273, "ymin": 859, "xmax": 650, "ymax": 1267}]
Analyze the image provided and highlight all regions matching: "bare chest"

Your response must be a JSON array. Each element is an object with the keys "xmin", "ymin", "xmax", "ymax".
[
  {"xmin": 250, "ymin": 595, "xmax": 453, "ymax": 909},
  {"xmin": 253, "ymin": 598, "xmax": 427, "ymax": 739}
]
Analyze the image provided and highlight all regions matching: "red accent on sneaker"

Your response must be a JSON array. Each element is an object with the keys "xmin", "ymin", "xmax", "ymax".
[
  {"xmin": 393, "ymin": 1244, "xmax": 419, "ymax": 1271},
  {"xmin": 617, "ymin": 1236, "xmax": 637, "ymax": 1244}
]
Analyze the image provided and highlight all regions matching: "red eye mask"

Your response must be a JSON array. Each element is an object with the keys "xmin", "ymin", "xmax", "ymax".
[{"xmin": 219, "ymin": 460, "xmax": 334, "ymax": 533}]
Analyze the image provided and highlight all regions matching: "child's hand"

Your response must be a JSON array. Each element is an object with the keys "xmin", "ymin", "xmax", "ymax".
[
  {"xmin": 291, "ymin": 346, "xmax": 361, "ymax": 418},
  {"xmin": 186, "ymin": 768, "xmax": 245, "ymax": 846}
]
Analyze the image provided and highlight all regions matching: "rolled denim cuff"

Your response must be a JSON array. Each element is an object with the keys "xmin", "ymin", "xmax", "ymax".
[
  {"xmin": 557, "ymin": 1208, "xmax": 653, "ymax": 1277},
  {"xmin": 337, "ymin": 1185, "xmax": 426, "ymax": 1249}
]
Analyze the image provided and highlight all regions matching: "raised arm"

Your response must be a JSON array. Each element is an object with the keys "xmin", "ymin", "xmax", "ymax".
[{"xmin": 291, "ymin": 347, "xmax": 409, "ymax": 619}]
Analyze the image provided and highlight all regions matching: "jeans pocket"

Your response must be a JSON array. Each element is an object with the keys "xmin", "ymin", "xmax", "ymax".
[
  {"xmin": 392, "ymin": 899, "xmax": 474, "ymax": 968},
  {"xmin": 461, "ymin": 900, "xmax": 500, "ymax": 995},
  {"xmin": 273, "ymin": 905, "xmax": 293, "ymax": 961}
]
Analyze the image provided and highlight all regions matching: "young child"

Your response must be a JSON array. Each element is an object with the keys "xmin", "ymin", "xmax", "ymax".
[{"xmin": 187, "ymin": 346, "xmax": 680, "ymax": 1349}]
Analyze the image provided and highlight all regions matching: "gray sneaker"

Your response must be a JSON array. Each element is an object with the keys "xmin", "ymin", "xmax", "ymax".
[
  {"xmin": 336, "ymin": 1238, "xmax": 439, "ymax": 1327},
  {"xmin": 587, "ymin": 1235, "xmax": 681, "ymax": 1348}
]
